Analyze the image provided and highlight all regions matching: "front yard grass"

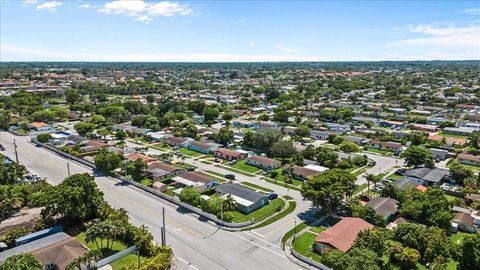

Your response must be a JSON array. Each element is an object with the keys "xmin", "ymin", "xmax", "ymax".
[
  {"xmin": 178, "ymin": 148, "xmax": 202, "ymax": 157},
  {"xmin": 292, "ymin": 232, "xmax": 323, "ymax": 263},
  {"xmin": 248, "ymin": 200, "xmax": 297, "ymax": 229},
  {"xmin": 232, "ymin": 198, "xmax": 285, "ymax": 223},
  {"xmin": 111, "ymin": 253, "xmax": 146, "ymax": 270},
  {"xmin": 230, "ymin": 159, "xmax": 260, "ymax": 173},
  {"xmin": 388, "ymin": 174, "xmax": 404, "ymax": 180},
  {"xmin": 140, "ymin": 178, "xmax": 153, "ymax": 187}
]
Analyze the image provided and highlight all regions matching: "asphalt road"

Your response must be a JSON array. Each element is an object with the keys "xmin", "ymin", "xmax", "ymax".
[{"xmin": 0, "ymin": 132, "xmax": 301, "ymax": 270}]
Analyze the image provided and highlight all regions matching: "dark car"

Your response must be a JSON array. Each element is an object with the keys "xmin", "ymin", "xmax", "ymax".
[
  {"xmin": 186, "ymin": 166, "xmax": 195, "ymax": 171},
  {"xmin": 224, "ymin": 174, "xmax": 235, "ymax": 181},
  {"xmin": 395, "ymin": 169, "xmax": 406, "ymax": 175},
  {"xmin": 266, "ymin": 192, "xmax": 278, "ymax": 200},
  {"xmin": 0, "ymin": 144, "xmax": 5, "ymax": 151}
]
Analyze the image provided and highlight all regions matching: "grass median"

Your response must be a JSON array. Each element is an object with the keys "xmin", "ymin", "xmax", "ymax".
[{"xmin": 246, "ymin": 199, "xmax": 296, "ymax": 230}]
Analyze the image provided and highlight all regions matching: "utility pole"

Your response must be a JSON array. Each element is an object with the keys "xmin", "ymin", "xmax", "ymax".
[
  {"xmin": 13, "ymin": 139, "xmax": 19, "ymax": 164},
  {"xmin": 220, "ymin": 197, "xmax": 224, "ymax": 223},
  {"xmin": 293, "ymin": 219, "xmax": 297, "ymax": 242},
  {"xmin": 162, "ymin": 206, "xmax": 166, "ymax": 246},
  {"xmin": 67, "ymin": 162, "xmax": 71, "ymax": 177}
]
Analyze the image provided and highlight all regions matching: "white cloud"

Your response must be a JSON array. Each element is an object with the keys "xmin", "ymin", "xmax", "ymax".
[
  {"xmin": 463, "ymin": 8, "xmax": 480, "ymax": 15},
  {"xmin": 78, "ymin": 3, "xmax": 96, "ymax": 9},
  {"xmin": 99, "ymin": 0, "xmax": 192, "ymax": 22},
  {"xmin": 389, "ymin": 23, "xmax": 480, "ymax": 48},
  {"xmin": 23, "ymin": 0, "xmax": 38, "ymax": 7},
  {"xmin": 275, "ymin": 44, "xmax": 299, "ymax": 54},
  {"xmin": 36, "ymin": 1, "xmax": 63, "ymax": 11},
  {"xmin": 136, "ymin": 15, "xmax": 152, "ymax": 24}
]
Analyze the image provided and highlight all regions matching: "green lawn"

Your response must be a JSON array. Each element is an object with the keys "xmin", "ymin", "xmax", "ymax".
[
  {"xmin": 231, "ymin": 159, "xmax": 260, "ymax": 173},
  {"xmin": 221, "ymin": 165, "xmax": 256, "ymax": 177},
  {"xmin": 248, "ymin": 200, "xmax": 297, "ymax": 230},
  {"xmin": 140, "ymin": 178, "xmax": 153, "ymax": 187},
  {"xmin": 352, "ymin": 168, "xmax": 367, "ymax": 177},
  {"xmin": 281, "ymin": 221, "xmax": 309, "ymax": 248},
  {"xmin": 450, "ymin": 232, "xmax": 468, "ymax": 245},
  {"xmin": 150, "ymin": 144, "xmax": 169, "ymax": 151},
  {"xmin": 111, "ymin": 253, "xmax": 146, "ymax": 270},
  {"xmin": 263, "ymin": 177, "xmax": 302, "ymax": 192},
  {"xmin": 204, "ymin": 170, "xmax": 226, "ymax": 178},
  {"xmin": 456, "ymin": 160, "xmax": 480, "ymax": 172},
  {"xmin": 240, "ymin": 182, "xmax": 273, "ymax": 193},
  {"xmin": 14, "ymin": 128, "xmax": 28, "ymax": 134},
  {"xmin": 179, "ymin": 148, "xmax": 202, "ymax": 157},
  {"xmin": 309, "ymin": 226, "xmax": 326, "ymax": 234},
  {"xmin": 354, "ymin": 183, "xmax": 368, "ymax": 194},
  {"xmin": 366, "ymin": 147, "xmax": 392, "ymax": 155},
  {"xmin": 233, "ymin": 198, "xmax": 285, "ymax": 223},
  {"xmin": 388, "ymin": 174, "xmax": 404, "ymax": 180},
  {"xmin": 292, "ymin": 232, "xmax": 323, "ymax": 263}
]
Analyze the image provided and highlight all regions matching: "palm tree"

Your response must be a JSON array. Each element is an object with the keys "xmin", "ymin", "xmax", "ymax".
[
  {"xmin": 222, "ymin": 194, "xmax": 237, "ymax": 212},
  {"xmin": 364, "ymin": 173, "xmax": 375, "ymax": 196}
]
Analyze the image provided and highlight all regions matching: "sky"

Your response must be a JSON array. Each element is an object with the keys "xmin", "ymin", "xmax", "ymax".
[{"xmin": 1, "ymin": 0, "xmax": 479, "ymax": 62}]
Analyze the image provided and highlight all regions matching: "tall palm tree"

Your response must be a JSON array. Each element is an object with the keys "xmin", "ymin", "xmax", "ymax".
[
  {"xmin": 222, "ymin": 194, "xmax": 237, "ymax": 212},
  {"xmin": 364, "ymin": 173, "xmax": 375, "ymax": 196}
]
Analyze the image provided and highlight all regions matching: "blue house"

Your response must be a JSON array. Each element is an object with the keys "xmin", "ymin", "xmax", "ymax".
[{"xmin": 188, "ymin": 141, "xmax": 219, "ymax": 154}]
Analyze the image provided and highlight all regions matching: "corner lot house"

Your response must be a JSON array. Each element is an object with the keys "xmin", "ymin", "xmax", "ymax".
[
  {"xmin": 315, "ymin": 217, "xmax": 373, "ymax": 253},
  {"xmin": 215, "ymin": 183, "xmax": 269, "ymax": 214},
  {"xmin": 173, "ymin": 171, "xmax": 218, "ymax": 192},
  {"xmin": 28, "ymin": 122, "xmax": 53, "ymax": 132},
  {"xmin": 0, "ymin": 232, "xmax": 88, "ymax": 269},
  {"xmin": 457, "ymin": 153, "xmax": 480, "ymax": 167},
  {"xmin": 246, "ymin": 155, "xmax": 281, "ymax": 170},
  {"xmin": 146, "ymin": 161, "xmax": 185, "ymax": 180},
  {"xmin": 403, "ymin": 167, "xmax": 449, "ymax": 186},
  {"xmin": 290, "ymin": 165, "xmax": 324, "ymax": 181},
  {"xmin": 165, "ymin": 136, "xmax": 192, "ymax": 147},
  {"xmin": 214, "ymin": 148, "xmax": 248, "ymax": 161},
  {"xmin": 430, "ymin": 148, "xmax": 448, "ymax": 161}
]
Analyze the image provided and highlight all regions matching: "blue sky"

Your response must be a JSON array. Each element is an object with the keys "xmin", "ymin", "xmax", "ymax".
[{"xmin": 1, "ymin": 0, "xmax": 479, "ymax": 61}]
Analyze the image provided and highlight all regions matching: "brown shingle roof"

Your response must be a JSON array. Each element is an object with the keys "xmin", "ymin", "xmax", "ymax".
[
  {"xmin": 215, "ymin": 148, "xmax": 244, "ymax": 158},
  {"xmin": 178, "ymin": 171, "xmax": 213, "ymax": 184},
  {"xmin": 124, "ymin": 153, "xmax": 157, "ymax": 164},
  {"xmin": 315, "ymin": 217, "xmax": 374, "ymax": 252},
  {"xmin": 292, "ymin": 165, "xmax": 321, "ymax": 177},
  {"xmin": 31, "ymin": 237, "xmax": 88, "ymax": 270},
  {"xmin": 147, "ymin": 161, "xmax": 181, "ymax": 173},
  {"xmin": 247, "ymin": 155, "xmax": 281, "ymax": 166},
  {"xmin": 458, "ymin": 153, "xmax": 480, "ymax": 163}
]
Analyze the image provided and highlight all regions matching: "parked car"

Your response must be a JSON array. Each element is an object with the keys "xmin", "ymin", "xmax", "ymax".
[
  {"xmin": 0, "ymin": 144, "xmax": 5, "ymax": 151},
  {"xmin": 224, "ymin": 174, "xmax": 235, "ymax": 181},
  {"xmin": 266, "ymin": 192, "xmax": 278, "ymax": 200},
  {"xmin": 368, "ymin": 161, "xmax": 376, "ymax": 166},
  {"xmin": 228, "ymin": 160, "xmax": 237, "ymax": 165},
  {"xmin": 262, "ymin": 170, "xmax": 271, "ymax": 175},
  {"xmin": 372, "ymin": 186, "xmax": 383, "ymax": 193},
  {"xmin": 186, "ymin": 166, "xmax": 195, "ymax": 171},
  {"xmin": 395, "ymin": 169, "xmax": 406, "ymax": 175},
  {"xmin": 382, "ymin": 178, "xmax": 394, "ymax": 183},
  {"xmin": 359, "ymin": 195, "xmax": 371, "ymax": 202}
]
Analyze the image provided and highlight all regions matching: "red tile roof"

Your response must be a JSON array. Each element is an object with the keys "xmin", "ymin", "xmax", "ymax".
[
  {"xmin": 315, "ymin": 217, "xmax": 373, "ymax": 252},
  {"xmin": 124, "ymin": 153, "xmax": 157, "ymax": 164}
]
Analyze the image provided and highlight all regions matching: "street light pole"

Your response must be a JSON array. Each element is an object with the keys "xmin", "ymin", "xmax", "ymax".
[
  {"xmin": 67, "ymin": 162, "xmax": 71, "ymax": 177},
  {"xmin": 13, "ymin": 139, "xmax": 19, "ymax": 164},
  {"xmin": 162, "ymin": 206, "xmax": 166, "ymax": 246},
  {"xmin": 293, "ymin": 219, "xmax": 297, "ymax": 241}
]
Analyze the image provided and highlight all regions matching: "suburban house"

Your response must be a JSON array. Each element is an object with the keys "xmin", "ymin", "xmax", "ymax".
[
  {"xmin": 246, "ymin": 155, "xmax": 282, "ymax": 170},
  {"xmin": 314, "ymin": 217, "xmax": 374, "ymax": 253},
  {"xmin": 256, "ymin": 121, "xmax": 279, "ymax": 130},
  {"xmin": 457, "ymin": 153, "xmax": 480, "ymax": 167},
  {"xmin": 326, "ymin": 123, "xmax": 351, "ymax": 134},
  {"xmin": 188, "ymin": 141, "xmax": 219, "ymax": 154},
  {"xmin": 232, "ymin": 119, "xmax": 256, "ymax": 128},
  {"xmin": 214, "ymin": 148, "xmax": 248, "ymax": 161},
  {"xmin": 289, "ymin": 165, "xmax": 325, "ymax": 181},
  {"xmin": 146, "ymin": 131, "xmax": 172, "ymax": 142},
  {"xmin": 79, "ymin": 140, "xmax": 107, "ymax": 152},
  {"xmin": 173, "ymin": 171, "xmax": 218, "ymax": 192},
  {"xmin": 165, "ymin": 136, "xmax": 192, "ymax": 147},
  {"xmin": 28, "ymin": 122, "xmax": 53, "ymax": 132},
  {"xmin": 0, "ymin": 232, "xmax": 89, "ymax": 269},
  {"xmin": 344, "ymin": 136, "xmax": 371, "ymax": 146},
  {"xmin": 367, "ymin": 197, "xmax": 399, "ymax": 221},
  {"xmin": 124, "ymin": 153, "xmax": 157, "ymax": 164},
  {"xmin": 430, "ymin": 148, "xmax": 448, "ymax": 161},
  {"xmin": 215, "ymin": 183, "xmax": 269, "ymax": 214},
  {"xmin": 114, "ymin": 123, "xmax": 151, "ymax": 135},
  {"xmin": 452, "ymin": 212, "xmax": 478, "ymax": 233},
  {"xmin": 428, "ymin": 134, "xmax": 467, "ymax": 146},
  {"xmin": 146, "ymin": 161, "xmax": 185, "ymax": 180},
  {"xmin": 369, "ymin": 140, "xmax": 402, "ymax": 153},
  {"xmin": 443, "ymin": 126, "xmax": 478, "ymax": 136},
  {"xmin": 403, "ymin": 167, "xmax": 449, "ymax": 186},
  {"xmin": 310, "ymin": 130, "xmax": 329, "ymax": 140},
  {"xmin": 410, "ymin": 123, "xmax": 439, "ymax": 132}
]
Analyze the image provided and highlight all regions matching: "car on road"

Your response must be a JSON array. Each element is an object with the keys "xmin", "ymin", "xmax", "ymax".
[
  {"xmin": 395, "ymin": 169, "xmax": 406, "ymax": 175},
  {"xmin": 382, "ymin": 178, "xmax": 394, "ymax": 183},
  {"xmin": 265, "ymin": 192, "xmax": 278, "ymax": 200},
  {"xmin": 262, "ymin": 170, "xmax": 271, "ymax": 175},
  {"xmin": 368, "ymin": 160, "xmax": 376, "ymax": 166},
  {"xmin": 186, "ymin": 166, "xmax": 195, "ymax": 171},
  {"xmin": 224, "ymin": 174, "xmax": 235, "ymax": 181},
  {"xmin": 0, "ymin": 144, "xmax": 5, "ymax": 151}
]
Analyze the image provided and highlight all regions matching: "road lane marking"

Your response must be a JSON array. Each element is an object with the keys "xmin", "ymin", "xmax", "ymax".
[
  {"xmin": 176, "ymin": 256, "xmax": 200, "ymax": 270},
  {"xmin": 232, "ymin": 233, "xmax": 286, "ymax": 258},
  {"xmin": 250, "ymin": 231, "xmax": 265, "ymax": 238},
  {"xmin": 264, "ymin": 218, "xmax": 293, "ymax": 237}
]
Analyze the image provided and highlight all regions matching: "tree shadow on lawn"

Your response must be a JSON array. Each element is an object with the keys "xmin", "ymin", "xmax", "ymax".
[{"xmin": 297, "ymin": 207, "xmax": 322, "ymax": 225}]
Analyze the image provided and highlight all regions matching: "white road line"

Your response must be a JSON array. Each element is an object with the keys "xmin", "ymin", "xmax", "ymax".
[
  {"xmin": 232, "ymin": 233, "xmax": 286, "ymax": 258},
  {"xmin": 250, "ymin": 230, "xmax": 266, "ymax": 238},
  {"xmin": 176, "ymin": 256, "xmax": 200, "ymax": 270}
]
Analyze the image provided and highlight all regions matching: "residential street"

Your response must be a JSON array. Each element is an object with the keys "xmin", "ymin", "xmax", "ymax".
[{"xmin": 0, "ymin": 131, "xmax": 302, "ymax": 270}]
